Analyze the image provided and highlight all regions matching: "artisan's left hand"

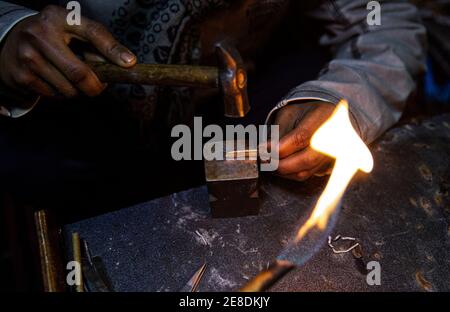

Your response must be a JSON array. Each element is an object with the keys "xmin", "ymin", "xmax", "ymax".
[{"xmin": 274, "ymin": 102, "xmax": 335, "ymax": 181}]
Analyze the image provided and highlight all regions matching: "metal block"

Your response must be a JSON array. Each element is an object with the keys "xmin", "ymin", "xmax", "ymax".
[{"xmin": 204, "ymin": 140, "xmax": 259, "ymax": 218}]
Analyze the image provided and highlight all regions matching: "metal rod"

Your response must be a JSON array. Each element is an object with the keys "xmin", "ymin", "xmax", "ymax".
[
  {"xmin": 34, "ymin": 210, "xmax": 65, "ymax": 292},
  {"xmin": 88, "ymin": 62, "xmax": 219, "ymax": 88},
  {"xmin": 191, "ymin": 263, "xmax": 207, "ymax": 292},
  {"xmin": 240, "ymin": 260, "xmax": 295, "ymax": 292},
  {"xmin": 72, "ymin": 233, "xmax": 84, "ymax": 292}
]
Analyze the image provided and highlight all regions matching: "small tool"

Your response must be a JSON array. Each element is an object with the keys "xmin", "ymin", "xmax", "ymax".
[
  {"xmin": 180, "ymin": 262, "xmax": 207, "ymax": 292},
  {"xmin": 88, "ymin": 41, "xmax": 249, "ymax": 118},
  {"xmin": 81, "ymin": 240, "xmax": 115, "ymax": 292}
]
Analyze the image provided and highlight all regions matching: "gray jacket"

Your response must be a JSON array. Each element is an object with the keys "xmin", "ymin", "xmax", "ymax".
[{"xmin": 0, "ymin": 0, "xmax": 427, "ymax": 144}]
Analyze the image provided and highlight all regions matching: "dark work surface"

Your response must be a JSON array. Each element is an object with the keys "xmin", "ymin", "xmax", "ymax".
[{"xmin": 65, "ymin": 114, "xmax": 450, "ymax": 292}]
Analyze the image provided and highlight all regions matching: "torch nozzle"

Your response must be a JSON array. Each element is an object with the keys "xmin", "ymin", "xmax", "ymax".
[{"xmin": 240, "ymin": 260, "xmax": 295, "ymax": 292}]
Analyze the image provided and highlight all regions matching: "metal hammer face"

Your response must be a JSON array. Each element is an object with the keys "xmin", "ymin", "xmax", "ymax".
[{"xmin": 215, "ymin": 42, "xmax": 250, "ymax": 118}]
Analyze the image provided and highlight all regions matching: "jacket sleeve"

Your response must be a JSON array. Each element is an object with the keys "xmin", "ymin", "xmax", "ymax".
[
  {"xmin": 266, "ymin": 0, "xmax": 427, "ymax": 144},
  {"xmin": 0, "ymin": 1, "xmax": 39, "ymax": 118}
]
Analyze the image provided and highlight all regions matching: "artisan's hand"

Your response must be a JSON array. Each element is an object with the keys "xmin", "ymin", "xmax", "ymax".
[
  {"xmin": 0, "ymin": 5, "xmax": 136, "ymax": 98},
  {"xmin": 274, "ymin": 102, "xmax": 335, "ymax": 181}
]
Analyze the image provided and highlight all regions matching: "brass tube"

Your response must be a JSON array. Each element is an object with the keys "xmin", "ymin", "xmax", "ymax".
[
  {"xmin": 88, "ymin": 62, "xmax": 219, "ymax": 88},
  {"xmin": 240, "ymin": 260, "xmax": 295, "ymax": 292},
  {"xmin": 72, "ymin": 233, "xmax": 84, "ymax": 292},
  {"xmin": 34, "ymin": 210, "xmax": 65, "ymax": 292}
]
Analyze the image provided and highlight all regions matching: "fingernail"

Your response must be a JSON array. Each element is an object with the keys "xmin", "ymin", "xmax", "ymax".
[{"xmin": 120, "ymin": 51, "xmax": 135, "ymax": 64}]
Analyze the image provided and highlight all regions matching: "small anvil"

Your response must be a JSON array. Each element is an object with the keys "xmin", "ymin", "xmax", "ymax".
[{"xmin": 204, "ymin": 140, "xmax": 259, "ymax": 218}]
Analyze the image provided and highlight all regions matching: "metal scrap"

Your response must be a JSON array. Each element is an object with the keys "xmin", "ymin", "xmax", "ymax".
[{"xmin": 327, "ymin": 235, "xmax": 360, "ymax": 254}]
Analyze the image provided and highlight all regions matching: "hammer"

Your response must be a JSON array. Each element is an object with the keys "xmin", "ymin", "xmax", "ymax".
[{"xmin": 88, "ymin": 42, "xmax": 250, "ymax": 118}]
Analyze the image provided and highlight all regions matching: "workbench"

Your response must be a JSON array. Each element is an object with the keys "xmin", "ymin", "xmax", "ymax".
[{"xmin": 64, "ymin": 114, "xmax": 450, "ymax": 292}]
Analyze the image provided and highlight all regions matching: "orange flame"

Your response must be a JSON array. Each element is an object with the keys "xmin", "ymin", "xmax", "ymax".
[{"xmin": 295, "ymin": 100, "xmax": 373, "ymax": 242}]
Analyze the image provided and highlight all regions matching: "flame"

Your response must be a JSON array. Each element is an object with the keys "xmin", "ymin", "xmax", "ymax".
[{"xmin": 295, "ymin": 100, "xmax": 373, "ymax": 242}]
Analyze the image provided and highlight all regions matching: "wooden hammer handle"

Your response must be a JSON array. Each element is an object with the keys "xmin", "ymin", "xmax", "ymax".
[{"xmin": 88, "ymin": 62, "xmax": 219, "ymax": 88}]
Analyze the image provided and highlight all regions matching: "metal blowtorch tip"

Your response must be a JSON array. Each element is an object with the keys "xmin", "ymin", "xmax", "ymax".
[{"xmin": 240, "ymin": 260, "xmax": 295, "ymax": 292}]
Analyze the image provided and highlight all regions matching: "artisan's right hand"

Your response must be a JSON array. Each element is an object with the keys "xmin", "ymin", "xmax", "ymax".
[{"xmin": 0, "ymin": 5, "xmax": 136, "ymax": 98}]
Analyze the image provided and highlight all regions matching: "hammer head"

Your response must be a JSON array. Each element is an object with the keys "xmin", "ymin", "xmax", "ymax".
[{"xmin": 215, "ymin": 42, "xmax": 250, "ymax": 118}]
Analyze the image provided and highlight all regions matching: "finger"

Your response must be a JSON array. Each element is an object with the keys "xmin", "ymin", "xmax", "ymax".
[
  {"xmin": 24, "ymin": 49, "xmax": 79, "ymax": 97},
  {"xmin": 296, "ymin": 158, "xmax": 330, "ymax": 181},
  {"xmin": 278, "ymin": 125, "xmax": 312, "ymax": 159},
  {"xmin": 28, "ymin": 76, "xmax": 55, "ymax": 97},
  {"xmin": 68, "ymin": 20, "xmax": 136, "ymax": 67},
  {"xmin": 275, "ymin": 105, "xmax": 302, "ymax": 138},
  {"xmin": 273, "ymin": 171, "xmax": 313, "ymax": 182},
  {"xmin": 276, "ymin": 158, "xmax": 328, "ymax": 182},
  {"xmin": 313, "ymin": 160, "xmax": 334, "ymax": 177},
  {"xmin": 12, "ymin": 68, "xmax": 55, "ymax": 97},
  {"xmin": 277, "ymin": 147, "xmax": 325, "ymax": 175},
  {"xmin": 31, "ymin": 37, "xmax": 105, "ymax": 96},
  {"xmin": 273, "ymin": 172, "xmax": 301, "ymax": 181},
  {"xmin": 277, "ymin": 104, "xmax": 334, "ymax": 158}
]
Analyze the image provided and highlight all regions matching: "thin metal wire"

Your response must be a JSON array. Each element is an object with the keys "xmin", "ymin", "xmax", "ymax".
[{"xmin": 328, "ymin": 235, "xmax": 360, "ymax": 254}]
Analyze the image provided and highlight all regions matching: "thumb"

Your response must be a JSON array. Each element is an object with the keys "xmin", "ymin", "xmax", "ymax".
[
  {"xmin": 277, "ymin": 102, "xmax": 335, "ymax": 159},
  {"xmin": 68, "ymin": 19, "xmax": 136, "ymax": 68}
]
